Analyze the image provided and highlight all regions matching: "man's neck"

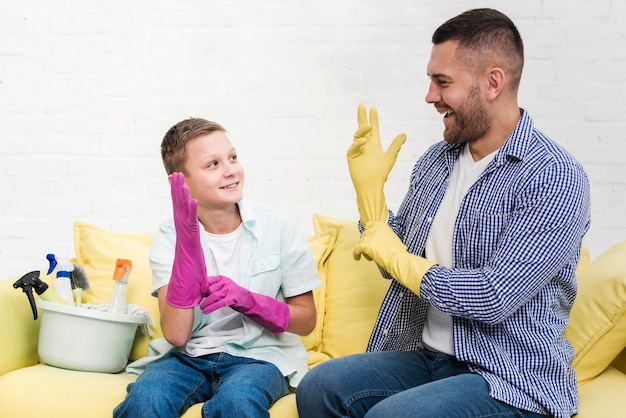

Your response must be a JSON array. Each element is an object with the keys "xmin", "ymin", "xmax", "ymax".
[{"xmin": 469, "ymin": 106, "xmax": 521, "ymax": 161}]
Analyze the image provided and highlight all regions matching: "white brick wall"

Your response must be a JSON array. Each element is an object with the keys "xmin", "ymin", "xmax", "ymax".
[{"xmin": 1, "ymin": 0, "xmax": 625, "ymax": 278}]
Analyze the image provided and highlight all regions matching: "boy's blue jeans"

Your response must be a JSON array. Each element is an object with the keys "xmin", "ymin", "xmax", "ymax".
[
  {"xmin": 296, "ymin": 350, "xmax": 549, "ymax": 418},
  {"xmin": 113, "ymin": 351, "xmax": 289, "ymax": 418}
]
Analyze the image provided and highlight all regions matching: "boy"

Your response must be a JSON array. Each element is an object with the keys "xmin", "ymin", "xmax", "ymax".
[{"xmin": 114, "ymin": 117, "xmax": 321, "ymax": 417}]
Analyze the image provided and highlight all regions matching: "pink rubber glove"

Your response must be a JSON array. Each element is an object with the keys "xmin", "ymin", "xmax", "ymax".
[
  {"xmin": 200, "ymin": 275, "xmax": 290, "ymax": 333},
  {"xmin": 166, "ymin": 172, "xmax": 207, "ymax": 308}
]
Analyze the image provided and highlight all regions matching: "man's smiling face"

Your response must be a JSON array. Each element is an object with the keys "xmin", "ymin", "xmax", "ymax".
[{"xmin": 425, "ymin": 40, "xmax": 490, "ymax": 145}]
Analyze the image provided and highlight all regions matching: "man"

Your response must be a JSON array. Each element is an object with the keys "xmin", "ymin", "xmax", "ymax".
[{"xmin": 296, "ymin": 8, "xmax": 590, "ymax": 418}]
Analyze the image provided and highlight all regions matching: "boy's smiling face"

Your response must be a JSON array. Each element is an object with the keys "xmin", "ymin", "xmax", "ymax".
[{"xmin": 182, "ymin": 130, "xmax": 244, "ymax": 211}]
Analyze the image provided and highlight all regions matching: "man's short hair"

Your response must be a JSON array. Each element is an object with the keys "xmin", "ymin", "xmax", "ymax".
[{"xmin": 432, "ymin": 8, "xmax": 524, "ymax": 91}]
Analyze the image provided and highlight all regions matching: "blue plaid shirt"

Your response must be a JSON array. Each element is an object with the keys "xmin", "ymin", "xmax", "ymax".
[{"xmin": 366, "ymin": 109, "xmax": 590, "ymax": 417}]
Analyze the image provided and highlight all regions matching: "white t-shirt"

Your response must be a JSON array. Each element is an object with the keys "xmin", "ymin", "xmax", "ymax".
[
  {"xmin": 188, "ymin": 223, "xmax": 245, "ymax": 354},
  {"xmin": 422, "ymin": 144, "xmax": 498, "ymax": 355},
  {"xmin": 148, "ymin": 199, "xmax": 322, "ymax": 386}
]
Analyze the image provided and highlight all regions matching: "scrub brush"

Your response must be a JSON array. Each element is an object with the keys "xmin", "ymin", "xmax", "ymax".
[{"xmin": 70, "ymin": 264, "xmax": 90, "ymax": 307}]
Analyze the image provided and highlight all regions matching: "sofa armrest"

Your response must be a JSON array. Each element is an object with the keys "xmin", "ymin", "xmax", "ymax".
[{"xmin": 0, "ymin": 276, "xmax": 41, "ymax": 376}]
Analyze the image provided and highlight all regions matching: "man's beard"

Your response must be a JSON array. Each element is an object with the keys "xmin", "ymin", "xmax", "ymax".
[{"xmin": 443, "ymin": 83, "xmax": 490, "ymax": 145}]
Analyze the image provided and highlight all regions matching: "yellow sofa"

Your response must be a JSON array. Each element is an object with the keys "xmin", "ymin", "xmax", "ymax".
[{"xmin": 1, "ymin": 214, "xmax": 625, "ymax": 417}]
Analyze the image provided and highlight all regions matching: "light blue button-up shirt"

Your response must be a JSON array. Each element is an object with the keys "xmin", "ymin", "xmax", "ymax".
[
  {"xmin": 150, "ymin": 199, "xmax": 322, "ymax": 386},
  {"xmin": 367, "ymin": 110, "xmax": 590, "ymax": 417}
]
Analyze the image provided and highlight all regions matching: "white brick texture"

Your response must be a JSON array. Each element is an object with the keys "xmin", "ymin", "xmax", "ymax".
[{"xmin": 1, "ymin": 0, "xmax": 625, "ymax": 277}]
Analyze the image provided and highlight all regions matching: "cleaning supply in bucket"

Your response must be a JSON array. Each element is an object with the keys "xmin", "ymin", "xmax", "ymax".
[
  {"xmin": 107, "ymin": 258, "xmax": 132, "ymax": 314},
  {"xmin": 70, "ymin": 263, "xmax": 90, "ymax": 307},
  {"xmin": 46, "ymin": 254, "xmax": 75, "ymax": 305},
  {"xmin": 13, "ymin": 270, "xmax": 69, "ymax": 320}
]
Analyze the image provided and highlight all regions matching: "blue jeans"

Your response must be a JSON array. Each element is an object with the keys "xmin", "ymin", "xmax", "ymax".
[
  {"xmin": 296, "ymin": 350, "xmax": 549, "ymax": 418},
  {"xmin": 113, "ymin": 351, "xmax": 289, "ymax": 418}
]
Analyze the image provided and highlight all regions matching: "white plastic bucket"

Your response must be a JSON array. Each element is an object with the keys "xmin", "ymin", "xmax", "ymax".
[{"xmin": 37, "ymin": 300, "xmax": 146, "ymax": 373}]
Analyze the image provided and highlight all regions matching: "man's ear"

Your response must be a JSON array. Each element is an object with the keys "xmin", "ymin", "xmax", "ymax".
[
  {"xmin": 486, "ymin": 67, "xmax": 505, "ymax": 101},
  {"xmin": 167, "ymin": 174, "xmax": 173, "ymax": 185}
]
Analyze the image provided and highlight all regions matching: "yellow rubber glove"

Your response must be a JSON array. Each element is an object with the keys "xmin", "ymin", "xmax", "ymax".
[
  {"xmin": 354, "ymin": 222, "xmax": 436, "ymax": 297},
  {"xmin": 347, "ymin": 104, "xmax": 407, "ymax": 226}
]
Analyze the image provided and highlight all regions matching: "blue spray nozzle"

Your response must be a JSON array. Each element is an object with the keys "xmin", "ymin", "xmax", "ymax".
[{"xmin": 46, "ymin": 254, "xmax": 58, "ymax": 275}]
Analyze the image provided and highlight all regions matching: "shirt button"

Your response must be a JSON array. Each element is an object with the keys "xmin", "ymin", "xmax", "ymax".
[
  {"xmin": 427, "ymin": 217, "xmax": 433, "ymax": 223},
  {"xmin": 398, "ymin": 292, "xmax": 404, "ymax": 298},
  {"xmin": 383, "ymin": 329, "xmax": 389, "ymax": 335}
]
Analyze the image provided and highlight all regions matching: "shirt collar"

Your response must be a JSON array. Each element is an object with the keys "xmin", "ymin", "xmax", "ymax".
[
  {"xmin": 494, "ymin": 108, "xmax": 533, "ymax": 165},
  {"xmin": 236, "ymin": 199, "xmax": 258, "ymax": 234}
]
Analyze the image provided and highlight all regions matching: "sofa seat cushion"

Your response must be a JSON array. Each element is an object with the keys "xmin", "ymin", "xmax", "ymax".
[
  {"xmin": 576, "ymin": 366, "xmax": 626, "ymax": 418},
  {"xmin": 0, "ymin": 362, "xmax": 295, "ymax": 418},
  {"xmin": 179, "ymin": 393, "xmax": 297, "ymax": 417},
  {"xmin": 0, "ymin": 364, "xmax": 135, "ymax": 418}
]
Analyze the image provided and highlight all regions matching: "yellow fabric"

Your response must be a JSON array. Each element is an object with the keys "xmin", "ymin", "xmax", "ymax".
[
  {"xmin": 300, "ymin": 230, "xmax": 335, "ymax": 352},
  {"xmin": 0, "ymin": 276, "xmax": 41, "ymax": 375},
  {"xmin": 347, "ymin": 104, "xmax": 406, "ymax": 225},
  {"xmin": 577, "ymin": 246, "xmax": 591, "ymax": 273},
  {"xmin": 313, "ymin": 214, "xmax": 390, "ymax": 358},
  {"xmin": 72, "ymin": 221, "xmax": 161, "ymax": 361},
  {"xmin": 610, "ymin": 347, "xmax": 626, "ymax": 373},
  {"xmin": 268, "ymin": 394, "xmax": 297, "ymax": 418},
  {"xmin": 0, "ymin": 363, "xmax": 136, "ymax": 418},
  {"xmin": 180, "ymin": 393, "xmax": 297, "ymax": 417},
  {"xmin": 354, "ymin": 222, "xmax": 436, "ymax": 297},
  {"xmin": 565, "ymin": 241, "xmax": 626, "ymax": 384},
  {"xmin": 576, "ymin": 366, "xmax": 626, "ymax": 418}
]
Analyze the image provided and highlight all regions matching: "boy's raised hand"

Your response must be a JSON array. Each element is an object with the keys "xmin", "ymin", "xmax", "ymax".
[
  {"xmin": 347, "ymin": 104, "xmax": 406, "ymax": 226},
  {"xmin": 166, "ymin": 172, "xmax": 207, "ymax": 308}
]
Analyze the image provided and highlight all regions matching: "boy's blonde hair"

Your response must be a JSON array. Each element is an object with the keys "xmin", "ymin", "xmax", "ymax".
[{"xmin": 160, "ymin": 118, "xmax": 226, "ymax": 175}]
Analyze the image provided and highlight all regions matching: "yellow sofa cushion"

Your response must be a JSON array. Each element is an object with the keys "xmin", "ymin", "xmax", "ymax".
[
  {"xmin": 300, "ymin": 230, "xmax": 335, "ymax": 352},
  {"xmin": 565, "ymin": 241, "xmax": 626, "ymax": 384},
  {"xmin": 576, "ymin": 366, "xmax": 626, "ymax": 418},
  {"xmin": 0, "ymin": 363, "xmax": 136, "ymax": 418},
  {"xmin": 72, "ymin": 221, "xmax": 161, "ymax": 361},
  {"xmin": 312, "ymin": 214, "xmax": 390, "ymax": 359},
  {"xmin": 577, "ymin": 246, "xmax": 590, "ymax": 273},
  {"xmin": 610, "ymin": 347, "xmax": 626, "ymax": 373},
  {"xmin": 0, "ymin": 276, "xmax": 41, "ymax": 375}
]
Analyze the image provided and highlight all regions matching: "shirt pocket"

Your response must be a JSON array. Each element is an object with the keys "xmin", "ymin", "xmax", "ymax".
[
  {"xmin": 248, "ymin": 254, "xmax": 282, "ymax": 296},
  {"xmin": 459, "ymin": 210, "xmax": 509, "ymax": 267}
]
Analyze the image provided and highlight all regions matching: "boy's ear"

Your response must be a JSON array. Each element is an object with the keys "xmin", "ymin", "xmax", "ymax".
[{"xmin": 167, "ymin": 174, "xmax": 173, "ymax": 185}]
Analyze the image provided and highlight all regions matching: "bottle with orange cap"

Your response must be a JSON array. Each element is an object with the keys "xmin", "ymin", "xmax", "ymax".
[{"xmin": 107, "ymin": 259, "xmax": 132, "ymax": 314}]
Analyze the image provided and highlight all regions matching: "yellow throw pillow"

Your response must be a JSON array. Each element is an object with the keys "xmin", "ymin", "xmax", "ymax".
[
  {"xmin": 565, "ymin": 241, "xmax": 626, "ymax": 384},
  {"xmin": 72, "ymin": 222, "xmax": 160, "ymax": 361},
  {"xmin": 300, "ymin": 230, "xmax": 335, "ymax": 352},
  {"xmin": 313, "ymin": 214, "xmax": 390, "ymax": 359},
  {"xmin": 610, "ymin": 346, "xmax": 626, "ymax": 373}
]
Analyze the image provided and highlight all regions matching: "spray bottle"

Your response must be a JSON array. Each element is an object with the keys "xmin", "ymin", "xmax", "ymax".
[
  {"xmin": 13, "ymin": 271, "xmax": 69, "ymax": 320},
  {"xmin": 107, "ymin": 258, "xmax": 132, "ymax": 314},
  {"xmin": 46, "ymin": 254, "xmax": 75, "ymax": 305}
]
